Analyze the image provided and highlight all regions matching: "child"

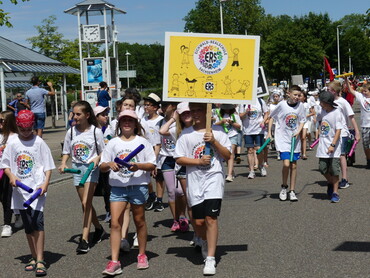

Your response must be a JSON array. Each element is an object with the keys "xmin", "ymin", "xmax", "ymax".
[
  {"xmin": 327, "ymin": 80, "xmax": 360, "ymax": 188},
  {"xmin": 316, "ymin": 90, "xmax": 343, "ymax": 202},
  {"xmin": 58, "ymin": 101, "xmax": 105, "ymax": 254},
  {"xmin": 0, "ymin": 111, "xmax": 18, "ymax": 237},
  {"xmin": 213, "ymin": 104, "xmax": 241, "ymax": 182},
  {"xmin": 140, "ymin": 93, "xmax": 163, "ymax": 211},
  {"xmin": 344, "ymin": 78, "xmax": 370, "ymax": 168},
  {"xmin": 299, "ymin": 91, "xmax": 315, "ymax": 159},
  {"xmin": 268, "ymin": 85, "xmax": 306, "ymax": 202},
  {"xmin": 1, "ymin": 110, "xmax": 55, "ymax": 276},
  {"xmin": 174, "ymin": 103, "xmax": 231, "ymax": 276},
  {"xmin": 100, "ymin": 110, "xmax": 156, "ymax": 275}
]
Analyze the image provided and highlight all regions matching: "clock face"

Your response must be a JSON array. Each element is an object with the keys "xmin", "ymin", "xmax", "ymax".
[{"xmin": 83, "ymin": 25, "xmax": 100, "ymax": 42}]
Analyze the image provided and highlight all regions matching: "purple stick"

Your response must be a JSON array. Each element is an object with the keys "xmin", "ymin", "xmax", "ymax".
[
  {"xmin": 16, "ymin": 180, "xmax": 34, "ymax": 193},
  {"xmin": 114, "ymin": 144, "xmax": 145, "ymax": 168},
  {"xmin": 0, "ymin": 169, "xmax": 4, "ymax": 180},
  {"xmin": 23, "ymin": 188, "xmax": 42, "ymax": 208},
  {"xmin": 310, "ymin": 138, "xmax": 320, "ymax": 149},
  {"xmin": 348, "ymin": 140, "xmax": 358, "ymax": 157}
]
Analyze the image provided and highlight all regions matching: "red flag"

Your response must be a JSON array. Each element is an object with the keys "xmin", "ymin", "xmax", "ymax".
[{"xmin": 324, "ymin": 57, "xmax": 335, "ymax": 81}]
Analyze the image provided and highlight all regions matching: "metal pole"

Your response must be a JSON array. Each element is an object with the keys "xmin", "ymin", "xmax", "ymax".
[
  {"xmin": 220, "ymin": 0, "xmax": 224, "ymax": 34},
  {"xmin": 348, "ymin": 48, "xmax": 351, "ymax": 73},
  {"xmin": 126, "ymin": 52, "xmax": 130, "ymax": 88},
  {"xmin": 77, "ymin": 9, "xmax": 85, "ymax": 100},
  {"xmin": 336, "ymin": 25, "xmax": 343, "ymax": 75}
]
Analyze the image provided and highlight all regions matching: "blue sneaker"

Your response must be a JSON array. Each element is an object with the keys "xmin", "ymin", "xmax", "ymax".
[
  {"xmin": 331, "ymin": 193, "xmax": 340, "ymax": 203},
  {"xmin": 327, "ymin": 183, "xmax": 333, "ymax": 198},
  {"xmin": 339, "ymin": 179, "xmax": 350, "ymax": 189}
]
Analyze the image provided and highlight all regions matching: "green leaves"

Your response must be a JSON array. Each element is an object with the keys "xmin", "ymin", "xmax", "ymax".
[{"xmin": 0, "ymin": 0, "xmax": 29, "ymax": 27}]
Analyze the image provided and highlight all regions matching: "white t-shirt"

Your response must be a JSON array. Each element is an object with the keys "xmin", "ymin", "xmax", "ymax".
[
  {"xmin": 140, "ymin": 115, "xmax": 163, "ymax": 146},
  {"xmin": 0, "ymin": 135, "xmax": 55, "ymax": 211},
  {"xmin": 0, "ymin": 133, "xmax": 18, "ymax": 161},
  {"xmin": 159, "ymin": 120, "xmax": 177, "ymax": 157},
  {"xmin": 214, "ymin": 111, "xmax": 242, "ymax": 138},
  {"xmin": 62, "ymin": 125, "xmax": 105, "ymax": 164},
  {"xmin": 269, "ymin": 100, "xmax": 306, "ymax": 153},
  {"xmin": 110, "ymin": 119, "xmax": 118, "ymax": 136},
  {"xmin": 316, "ymin": 108, "xmax": 343, "ymax": 158},
  {"xmin": 100, "ymin": 136, "xmax": 156, "ymax": 187},
  {"xmin": 354, "ymin": 91, "xmax": 370, "ymax": 127},
  {"xmin": 136, "ymin": 105, "xmax": 145, "ymax": 120},
  {"xmin": 334, "ymin": 97, "xmax": 354, "ymax": 137},
  {"xmin": 303, "ymin": 102, "xmax": 313, "ymax": 122},
  {"xmin": 240, "ymin": 99, "xmax": 267, "ymax": 135},
  {"xmin": 101, "ymin": 125, "xmax": 114, "ymax": 145},
  {"xmin": 174, "ymin": 125, "xmax": 231, "ymax": 207}
]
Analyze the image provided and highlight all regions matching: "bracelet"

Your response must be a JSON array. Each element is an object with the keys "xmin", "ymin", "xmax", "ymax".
[{"xmin": 330, "ymin": 143, "xmax": 335, "ymax": 147}]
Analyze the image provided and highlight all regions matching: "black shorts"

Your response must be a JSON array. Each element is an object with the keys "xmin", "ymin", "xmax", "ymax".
[
  {"xmin": 192, "ymin": 199, "xmax": 222, "ymax": 219},
  {"xmin": 155, "ymin": 169, "xmax": 164, "ymax": 182},
  {"xmin": 19, "ymin": 208, "xmax": 44, "ymax": 234}
]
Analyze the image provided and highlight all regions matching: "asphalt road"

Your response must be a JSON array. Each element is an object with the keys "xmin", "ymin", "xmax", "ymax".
[{"xmin": 1, "ymin": 114, "xmax": 370, "ymax": 278}]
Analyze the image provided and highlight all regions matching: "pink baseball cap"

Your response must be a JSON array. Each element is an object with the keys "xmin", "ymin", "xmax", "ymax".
[
  {"xmin": 16, "ymin": 110, "xmax": 35, "ymax": 128},
  {"xmin": 176, "ymin": 102, "xmax": 190, "ymax": 115},
  {"xmin": 93, "ymin": 106, "xmax": 109, "ymax": 116},
  {"xmin": 118, "ymin": 110, "xmax": 138, "ymax": 120}
]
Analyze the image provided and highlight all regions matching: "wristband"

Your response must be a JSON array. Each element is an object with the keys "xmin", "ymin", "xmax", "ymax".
[{"xmin": 330, "ymin": 143, "xmax": 335, "ymax": 147}]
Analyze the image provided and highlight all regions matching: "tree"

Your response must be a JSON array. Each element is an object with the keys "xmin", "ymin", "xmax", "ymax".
[
  {"xmin": 184, "ymin": 0, "xmax": 265, "ymax": 35},
  {"xmin": 0, "ymin": 0, "xmax": 29, "ymax": 27}
]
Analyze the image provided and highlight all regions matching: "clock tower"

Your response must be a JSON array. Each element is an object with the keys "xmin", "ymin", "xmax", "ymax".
[{"xmin": 64, "ymin": 0, "xmax": 126, "ymax": 107}]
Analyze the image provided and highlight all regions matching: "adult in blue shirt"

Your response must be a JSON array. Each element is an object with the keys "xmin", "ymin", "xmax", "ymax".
[
  {"xmin": 25, "ymin": 76, "xmax": 55, "ymax": 138},
  {"xmin": 97, "ymin": 81, "xmax": 111, "ymax": 108}
]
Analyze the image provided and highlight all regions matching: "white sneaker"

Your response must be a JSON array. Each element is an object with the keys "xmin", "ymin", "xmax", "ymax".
[
  {"xmin": 289, "ymin": 191, "xmax": 298, "ymax": 202},
  {"xmin": 259, "ymin": 166, "xmax": 267, "ymax": 177},
  {"xmin": 120, "ymin": 238, "xmax": 130, "ymax": 252},
  {"xmin": 201, "ymin": 239, "xmax": 208, "ymax": 259},
  {"xmin": 203, "ymin": 257, "xmax": 216, "ymax": 275},
  {"xmin": 103, "ymin": 212, "xmax": 111, "ymax": 223},
  {"xmin": 279, "ymin": 186, "xmax": 288, "ymax": 201},
  {"xmin": 1, "ymin": 225, "xmax": 12, "ymax": 237},
  {"xmin": 247, "ymin": 171, "xmax": 255, "ymax": 179},
  {"xmin": 14, "ymin": 214, "xmax": 23, "ymax": 229},
  {"xmin": 133, "ymin": 233, "xmax": 139, "ymax": 248},
  {"xmin": 225, "ymin": 175, "xmax": 233, "ymax": 182}
]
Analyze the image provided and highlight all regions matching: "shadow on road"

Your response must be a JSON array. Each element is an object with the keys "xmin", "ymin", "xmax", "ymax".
[
  {"xmin": 15, "ymin": 250, "xmax": 66, "ymax": 266},
  {"xmin": 333, "ymin": 241, "xmax": 370, "ymax": 252}
]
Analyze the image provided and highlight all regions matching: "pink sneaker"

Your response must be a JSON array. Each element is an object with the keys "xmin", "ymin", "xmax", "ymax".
[
  {"xmin": 102, "ymin": 261, "xmax": 122, "ymax": 275},
  {"xmin": 137, "ymin": 253, "xmax": 149, "ymax": 270},
  {"xmin": 170, "ymin": 220, "xmax": 180, "ymax": 232},
  {"xmin": 179, "ymin": 218, "xmax": 189, "ymax": 232}
]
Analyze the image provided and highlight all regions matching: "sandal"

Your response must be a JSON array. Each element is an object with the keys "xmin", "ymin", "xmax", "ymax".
[
  {"xmin": 35, "ymin": 260, "xmax": 47, "ymax": 277},
  {"xmin": 25, "ymin": 258, "xmax": 36, "ymax": 271}
]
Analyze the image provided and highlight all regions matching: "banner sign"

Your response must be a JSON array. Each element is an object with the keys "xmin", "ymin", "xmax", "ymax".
[
  {"xmin": 257, "ymin": 66, "xmax": 269, "ymax": 98},
  {"xmin": 163, "ymin": 32, "xmax": 260, "ymax": 105}
]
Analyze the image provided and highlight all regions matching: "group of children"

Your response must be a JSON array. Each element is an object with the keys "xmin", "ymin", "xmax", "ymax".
[{"xmin": 0, "ymin": 77, "xmax": 369, "ymax": 277}]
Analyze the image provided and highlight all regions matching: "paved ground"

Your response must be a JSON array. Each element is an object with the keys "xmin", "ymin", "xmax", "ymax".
[{"xmin": 0, "ymin": 114, "xmax": 370, "ymax": 278}]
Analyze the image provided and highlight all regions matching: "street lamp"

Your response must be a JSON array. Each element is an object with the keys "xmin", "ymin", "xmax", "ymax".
[
  {"xmin": 219, "ymin": 0, "xmax": 228, "ymax": 34},
  {"xmin": 336, "ymin": 25, "xmax": 343, "ymax": 75},
  {"xmin": 125, "ymin": 50, "xmax": 131, "ymax": 88}
]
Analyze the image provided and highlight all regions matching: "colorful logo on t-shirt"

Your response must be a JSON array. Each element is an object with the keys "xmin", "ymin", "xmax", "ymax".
[
  {"xmin": 16, "ymin": 152, "xmax": 34, "ymax": 177},
  {"xmin": 247, "ymin": 108, "xmax": 258, "ymax": 120},
  {"xmin": 284, "ymin": 113, "xmax": 298, "ymax": 130},
  {"xmin": 117, "ymin": 151, "xmax": 136, "ymax": 178},
  {"xmin": 192, "ymin": 142, "xmax": 215, "ymax": 171},
  {"xmin": 364, "ymin": 100, "xmax": 370, "ymax": 112},
  {"xmin": 73, "ymin": 143, "xmax": 90, "ymax": 162},
  {"xmin": 194, "ymin": 40, "xmax": 228, "ymax": 75},
  {"xmin": 0, "ymin": 144, "xmax": 5, "ymax": 159},
  {"xmin": 163, "ymin": 138, "xmax": 176, "ymax": 151},
  {"xmin": 320, "ymin": 121, "xmax": 330, "ymax": 137}
]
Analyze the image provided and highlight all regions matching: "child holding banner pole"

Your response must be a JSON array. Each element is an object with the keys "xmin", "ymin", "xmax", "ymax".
[
  {"xmin": 58, "ymin": 101, "xmax": 105, "ymax": 254},
  {"xmin": 1, "ymin": 110, "xmax": 55, "ymax": 276},
  {"xmin": 100, "ymin": 110, "xmax": 156, "ymax": 275},
  {"xmin": 268, "ymin": 85, "xmax": 306, "ymax": 202},
  {"xmin": 175, "ymin": 102, "xmax": 231, "ymax": 276}
]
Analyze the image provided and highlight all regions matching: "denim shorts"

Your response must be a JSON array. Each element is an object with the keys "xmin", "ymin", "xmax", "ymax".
[
  {"xmin": 236, "ymin": 132, "xmax": 243, "ymax": 147},
  {"xmin": 72, "ymin": 162, "xmax": 99, "ymax": 186},
  {"xmin": 161, "ymin": 156, "xmax": 176, "ymax": 171},
  {"xmin": 110, "ymin": 185, "xmax": 148, "ymax": 205},
  {"xmin": 229, "ymin": 134, "xmax": 238, "ymax": 145},
  {"xmin": 176, "ymin": 166, "xmax": 186, "ymax": 179},
  {"xmin": 19, "ymin": 208, "xmax": 44, "ymax": 234},
  {"xmin": 280, "ymin": 152, "xmax": 301, "ymax": 162},
  {"xmin": 33, "ymin": 112, "xmax": 46, "ymax": 130},
  {"xmin": 244, "ymin": 134, "xmax": 264, "ymax": 148},
  {"xmin": 341, "ymin": 136, "xmax": 350, "ymax": 155}
]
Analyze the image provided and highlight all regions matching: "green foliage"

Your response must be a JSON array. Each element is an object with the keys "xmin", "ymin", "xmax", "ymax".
[{"xmin": 0, "ymin": 0, "xmax": 29, "ymax": 27}]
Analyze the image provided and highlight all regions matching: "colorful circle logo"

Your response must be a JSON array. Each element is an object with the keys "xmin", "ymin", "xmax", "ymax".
[
  {"xmin": 248, "ymin": 108, "xmax": 258, "ymax": 120},
  {"xmin": 194, "ymin": 40, "xmax": 228, "ymax": 75},
  {"xmin": 118, "ymin": 153, "xmax": 136, "ymax": 176},
  {"xmin": 364, "ymin": 100, "xmax": 370, "ymax": 111},
  {"xmin": 284, "ymin": 113, "xmax": 298, "ymax": 130},
  {"xmin": 73, "ymin": 143, "xmax": 90, "ymax": 162},
  {"xmin": 17, "ymin": 154, "xmax": 34, "ymax": 176},
  {"xmin": 320, "ymin": 121, "xmax": 330, "ymax": 137}
]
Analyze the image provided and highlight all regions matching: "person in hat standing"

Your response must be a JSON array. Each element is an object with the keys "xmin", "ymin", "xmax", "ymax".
[
  {"xmin": 315, "ymin": 90, "xmax": 343, "ymax": 202},
  {"xmin": 1, "ymin": 110, "xmax": 55, "ymax": 276}
]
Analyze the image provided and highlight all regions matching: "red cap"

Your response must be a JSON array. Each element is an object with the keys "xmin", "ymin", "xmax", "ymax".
[{"xmin": 16, "ymin": 110, "xmax": 35, "ymax": 128}]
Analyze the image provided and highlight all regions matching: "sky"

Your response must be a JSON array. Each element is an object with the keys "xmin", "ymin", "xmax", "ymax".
[{"xmin": 0, "ymin": 0, "xmax": 369, "ymax": 48}]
